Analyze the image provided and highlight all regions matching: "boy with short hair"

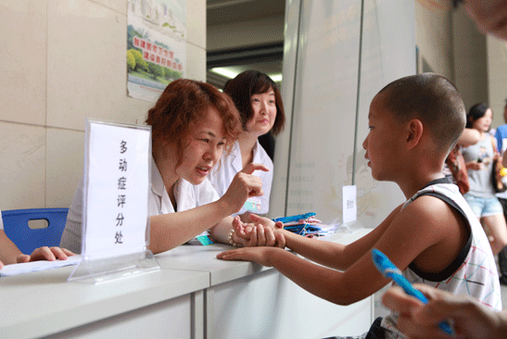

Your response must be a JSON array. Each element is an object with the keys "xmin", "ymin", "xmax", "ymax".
[{"xmin": 218, "ymin": 73, "xmax": 502, "ymax": 338}]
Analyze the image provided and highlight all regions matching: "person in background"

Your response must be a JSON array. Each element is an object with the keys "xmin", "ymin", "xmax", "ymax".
[
  {"xmin": 494, "ymin": 98, "xmax": 507, "ymax": 154},
  {"xmin": 208, "ymin": 71, "xmax": 285, "ymax": 221},
  {"xmin": 461, "ymin": 103, "xmax": 507, "ymax": 287},
  {"xmin": 218, "ymin": 73, "xmax": 502, "ymax": 338},
  {"xmin": 493, "ymin": 98, "xmax": 507, "ymax": 285},
  {"xmin": 60, "ymin": 79, "xmax": 283, "ymax": 255},
  {"xmin": 443, "ymin": 128, "xmax": 480, "ymax": 186},
  {"xmin": 0, "ymin": 208, "xmax": 74, "ymax": 269},
  {"xmin": 382, "ymin": 283, "xmax": 507, "ymax": 339}
]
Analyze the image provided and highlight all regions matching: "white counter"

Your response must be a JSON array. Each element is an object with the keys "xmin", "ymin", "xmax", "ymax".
[{"xmin": 0, "ymin": 228, "xmax": 373, "ymax": 339}]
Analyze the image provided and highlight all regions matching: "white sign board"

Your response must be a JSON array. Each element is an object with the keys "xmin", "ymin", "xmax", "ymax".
[
  {"xmin": 83, "ymin": 120, "xmax": 151, "ymax": 259},
  {"xmin": 342, "ymin": 185, "xmax": 357, "ymax": 223}
]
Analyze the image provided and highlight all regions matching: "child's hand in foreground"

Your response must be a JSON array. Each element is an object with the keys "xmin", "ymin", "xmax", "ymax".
[
  {"xmin": 232, "ymin": 214, "xmax": 285, "ymax": 247},
  {"xmin": 217, "ymin": 246, "xmax": 281, "ymax": 267}
]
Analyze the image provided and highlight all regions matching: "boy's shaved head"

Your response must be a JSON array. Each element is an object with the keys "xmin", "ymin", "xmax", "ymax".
[{"xmin": 378, "ymin": 73, "xmax": 466, "ymax": 152}]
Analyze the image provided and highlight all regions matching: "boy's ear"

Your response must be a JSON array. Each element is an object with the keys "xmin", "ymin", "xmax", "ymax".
[{"xmin": 405, "ymin": 119, "xmax": 423, "ymax": 149}]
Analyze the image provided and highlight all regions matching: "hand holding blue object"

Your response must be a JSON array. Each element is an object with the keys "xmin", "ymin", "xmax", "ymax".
[{"xmin": 371, "ymin": 249, "xmax": 456, "ymax": 337}]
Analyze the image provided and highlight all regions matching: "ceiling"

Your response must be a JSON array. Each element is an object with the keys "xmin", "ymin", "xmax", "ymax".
[
  {"xmin": 206, "ymin": 0, "xmax": 286, "ymax": 89},
  {"xmin": 207, "ymin": 0, "xmax": 285, "ymax": 26}
]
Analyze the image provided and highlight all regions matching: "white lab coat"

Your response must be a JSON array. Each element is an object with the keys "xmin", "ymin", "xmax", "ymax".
[
  {"xmin": 208, "ymin": 140, "xmax": 273, "ymax": 216},
  {"xmin": 60, "ymin": 158, "xmax": 219, "ymax": 253}
]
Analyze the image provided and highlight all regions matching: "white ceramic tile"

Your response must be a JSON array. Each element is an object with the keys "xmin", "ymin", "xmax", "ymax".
[
  {"xmin": 0, "ymin": 0, "xmax": 47, "ymax": 125},
  {"xmin": 47, "ymin": 0, "xmax": 128, "ymax": 131},
  {"xmin": 187, "ymin": 0, "xmax": 206, "ymax": 48},
  {"xmin": 118, "ymin": 96, "xmax": 154, "ymax": 125},
  {"xmin": 45, "ymin": 128, "xmax": 85, "ymax": 208},
  {"xmin": 0, "ymin": 122, "xmax": 45, "ymax": 210},
  {"xmin": 185, "ymin": 42, "xmax": 206, "ymax": 81},
  {"xmin": 90, "ymin": 0, "xmax": 127, "ymax": 15}
]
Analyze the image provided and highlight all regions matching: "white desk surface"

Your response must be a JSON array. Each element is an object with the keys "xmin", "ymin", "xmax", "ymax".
[
  {"xmin": 0, "ymin": 227, "xmax": 372, "ymax": 338},
  {"xmin": 156, "ymin": 227, "xmax": 372, "ymax": 286},
  {"xmin": 0, "ymin": 264, "xmax": 209, "ymax": 338}
]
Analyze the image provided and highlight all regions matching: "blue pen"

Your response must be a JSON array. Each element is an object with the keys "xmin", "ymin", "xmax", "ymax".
[
  {"xmin": 371, "ymin": 249, "xmax": 455, "ymax": 337},
  {"xmin": 272, "ymin": 212, "xmax": 316, "ymax": 223}
]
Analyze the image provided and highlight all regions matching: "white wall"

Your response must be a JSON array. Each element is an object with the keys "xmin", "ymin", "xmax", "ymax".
[
  {"xmin": 487, "ymin": 36, "xmax": 507, "ymax": 127},
  {"xmin": 414, "ymin": 2, "xmax": 489, "ymax": 113},
  {"xmin": 414, "ymin": 1, "xmax": 453, "ymax": 78},
  {"xmin": 0, "ymin": 0, "xmax": 206, "ymax": 210},
  {"xmin": 451, "ymin": 6, "xmax": 488, "ymax": 113}
]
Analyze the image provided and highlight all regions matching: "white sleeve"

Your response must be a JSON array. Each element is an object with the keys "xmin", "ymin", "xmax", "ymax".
[
  {"xmin": 196, "ymin": 178, "xmax": 220, "ymax": 206},
  {"xmin": 59, "ymin": 177, "xmax": 84, "ymax": 254},
  {"xmin": 254, "ymin": 144, "xmax": 274, "ymax": 214}
]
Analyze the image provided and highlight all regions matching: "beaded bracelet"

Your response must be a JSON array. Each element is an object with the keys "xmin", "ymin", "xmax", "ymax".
[{"xmin": 227, "ymin": 228, "xmax": 241, "ymax": 247}]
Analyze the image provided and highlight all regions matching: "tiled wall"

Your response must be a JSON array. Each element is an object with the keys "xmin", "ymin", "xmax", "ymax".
[{"xmin": 0, "ymin": 0, "xmax": 206, "ymax": 210}]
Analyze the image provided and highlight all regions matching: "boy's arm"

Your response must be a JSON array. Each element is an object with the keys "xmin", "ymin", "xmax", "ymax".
[
  {"xmin": 217, "ymin": 241, "xmax": 391, "ymax": 305},
  {"xmin": 276, "ymin": 204, "xmax": 404, "ymax": 271},
  {"xmin": 218, "ymin": 196, "xmax": 462, "ymax": 306}
]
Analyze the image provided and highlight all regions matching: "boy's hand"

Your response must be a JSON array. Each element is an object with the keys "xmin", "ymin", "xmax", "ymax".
[
  {"xmin": 217, "ymin": 246, "xmax": 279, "ymax": 267},
  {"xmin": 232, "ymin": 215, "xmax": 286, "ymax": 247},
  {"xmin": 17, "ymin": 246, "xmax": 75, "ymax": 263},
  {"xmin": 247, "ymin": 213, "xmax": 284, "ymax": 230},
  {"xmin": 221, "ymin": 163, "xmax": 269, "ymax": 214}
]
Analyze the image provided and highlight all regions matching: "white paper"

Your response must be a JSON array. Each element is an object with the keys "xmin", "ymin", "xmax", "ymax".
[
  {"xmin": 0, "ymin": 255, "xmax": 81, "ymax": 277},
  {"xmin": 83, "ymin": 122, "xmax": 150, "ymax": 259},
  {"xmin": 342, "ymin": 185, "xmax": 357, "ymax": 223}
]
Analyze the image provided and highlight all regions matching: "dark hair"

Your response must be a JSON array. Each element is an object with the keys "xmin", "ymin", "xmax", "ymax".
[
  {"xmin": 466, "ymin": 103, "xmax": 490, "ymax": 128},
  {"xmin": 145, "ymin": 79, "xmax": 242, "ymax": 164},
  {"xmin": 378, "ymin": 73, "xmax": 466, "ymax": 152},
  {"xmin": 223, "ymin": 70, "xmax": 285, "ymax": 136}
]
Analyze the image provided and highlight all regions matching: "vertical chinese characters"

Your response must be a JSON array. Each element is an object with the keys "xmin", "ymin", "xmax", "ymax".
[{"xmin": 115, "ymin": 140, "xmax": 128, "ymax": 245}]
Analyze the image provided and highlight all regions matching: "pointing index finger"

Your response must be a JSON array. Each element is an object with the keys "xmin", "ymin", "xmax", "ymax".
[{"xmin": 241, "ymin": 163, "xmax": 269, "ymax": 174}]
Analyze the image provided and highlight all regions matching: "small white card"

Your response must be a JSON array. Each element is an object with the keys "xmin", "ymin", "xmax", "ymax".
[
  {"xmin": 342, "ymin": 185, "xmax": 357, "ymax": 223},
  {"xmin": 83, "ymin": 120, "xmax": 151, "ymax": 259},
  {"xmin": 243, "ymin": 197, "xmax": 262, "ymax": 213}
]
